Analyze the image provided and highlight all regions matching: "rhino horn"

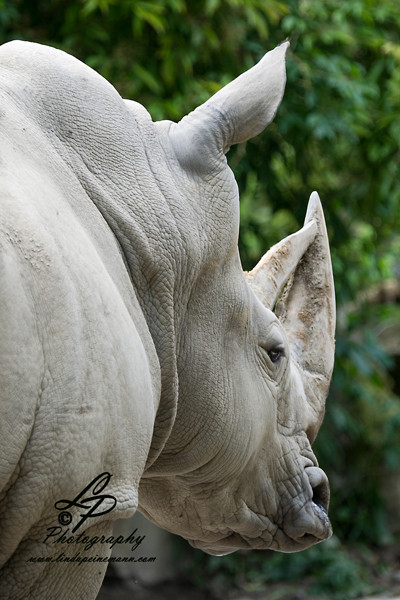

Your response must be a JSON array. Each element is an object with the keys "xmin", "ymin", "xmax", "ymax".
[
  {"xmin": 170, "ymin": 42, "xmax": 289, "ymax": 158},
  {"xmin": 247, "ymin": 192, "xmax": 336, "ymax": 417}
]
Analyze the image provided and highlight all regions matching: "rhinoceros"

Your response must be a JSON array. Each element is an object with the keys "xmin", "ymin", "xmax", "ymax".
[{"xmin": 0, "ymin": 40, "xmax": 335, "ymax": 599}]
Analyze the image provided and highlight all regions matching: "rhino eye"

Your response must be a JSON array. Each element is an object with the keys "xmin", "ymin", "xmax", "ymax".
[{"xmin": 267, "ymin": 348, "xmax": 284, "ymax": 364}]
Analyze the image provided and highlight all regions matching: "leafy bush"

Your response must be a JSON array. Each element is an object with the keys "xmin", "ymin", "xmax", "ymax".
[{"xmin": 183, "ymin": 535, "xmax": 377, "ymax": 599}]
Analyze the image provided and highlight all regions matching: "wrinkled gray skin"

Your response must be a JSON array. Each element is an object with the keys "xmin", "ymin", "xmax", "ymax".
[{"xmin": 0, "ymin": 40, "xmax": 335, "ymax": 599}]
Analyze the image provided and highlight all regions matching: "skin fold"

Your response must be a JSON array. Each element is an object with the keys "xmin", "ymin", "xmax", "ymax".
[{"xmin": 0, "ymin": 40, "xmax": 335, "ymax": 598}]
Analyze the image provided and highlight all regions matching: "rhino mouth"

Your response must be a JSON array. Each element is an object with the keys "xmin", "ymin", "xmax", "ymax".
[
  {"xmin": 282, "ymin": 499, "xmax": 332, "ymax": 550},
  {"xmin": 187, "ymin": 467, "xmax": 332, "ymax": 555},
  {"xmin": 187, "ymin": 498, "xmax": 332, "ymax": 556}
]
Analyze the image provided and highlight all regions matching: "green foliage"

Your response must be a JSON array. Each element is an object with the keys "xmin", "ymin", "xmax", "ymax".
[
  {"xmin": 1, "ymin": 0, "xmax": 400, "ymax": 596},
  {"xmin": 0, "ymin": 0, "xmax": 290, "ymax": 119},
  {"xmin": 315, "ymin": 302, "xmax": 400, "ymax": 546},
  {"xmin": 184, "ymin": 536, "xmax": 375, "ymax": 599}
]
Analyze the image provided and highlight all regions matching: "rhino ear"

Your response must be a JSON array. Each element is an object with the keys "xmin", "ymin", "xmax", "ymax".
[
  {"xmin": 247, "ymin": 192, "xmax": 336, "ymax": 415},
  {"xmin": 169, "ymin": 42, "xmax": 289, "ymax": 162},
  {"xmin": 245, "ymin": 216, "xmax": 318, "ymax": 311}
]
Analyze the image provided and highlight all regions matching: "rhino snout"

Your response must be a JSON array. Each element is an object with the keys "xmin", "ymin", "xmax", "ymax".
[{"xmin": 282, "ymin": 466, "xmax": 332, "ymax": 548}]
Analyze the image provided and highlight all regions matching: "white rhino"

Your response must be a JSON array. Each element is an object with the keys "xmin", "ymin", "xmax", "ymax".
[{"xmin": 0, "ymin": 40, "xmax": 335, "ymax": 599}]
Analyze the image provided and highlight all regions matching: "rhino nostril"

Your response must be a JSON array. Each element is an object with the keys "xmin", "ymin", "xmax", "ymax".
[
  {"xmin": 312, "ymin": 483, "xmax": 329, "ymax": 514},
  {"xmin": 306, "ymin": 466, "xmax": 330, "ymax": 513}
]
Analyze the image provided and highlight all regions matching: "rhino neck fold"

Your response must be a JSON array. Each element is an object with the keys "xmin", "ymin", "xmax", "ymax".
[
  {"xmin": 56, "ymin": 109, "xmax": 192, "ymax": 471},
  {"xmin": 76, "ymin": 168, "xmax": 184, "ymax": 471}
]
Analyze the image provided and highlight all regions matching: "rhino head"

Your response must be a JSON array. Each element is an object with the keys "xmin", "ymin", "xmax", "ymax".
[{"xmin": 134, "ymin": 43, "xmax": 336, "ymax": 554}]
